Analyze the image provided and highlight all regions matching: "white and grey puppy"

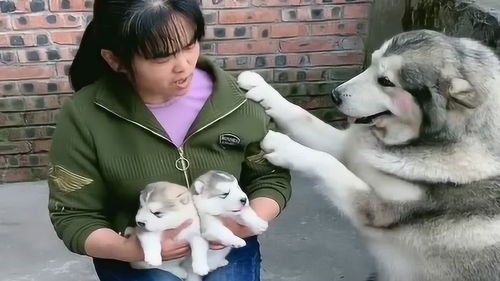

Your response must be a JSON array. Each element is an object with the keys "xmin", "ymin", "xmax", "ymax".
[
  {"xmin": 126, "ymin": 182, "xmax": 209, "ymax": 279},
  {"xmin": 238, "ymin": 30, "xmax": 500, "ymax": 281},
  {"xmin": 185, "ymin": 170, "xmax": 268, "ymax": 281}
]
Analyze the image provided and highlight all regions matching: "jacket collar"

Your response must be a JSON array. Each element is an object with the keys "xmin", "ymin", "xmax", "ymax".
[{"xmin": 93, "ymin": 56, "xmax": 246, "ymax": 143}]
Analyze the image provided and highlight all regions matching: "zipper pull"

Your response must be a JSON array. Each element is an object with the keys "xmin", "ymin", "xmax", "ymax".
[{"xmin": 176, "ymin": 148, "xmax": 190, "ymax": 171}]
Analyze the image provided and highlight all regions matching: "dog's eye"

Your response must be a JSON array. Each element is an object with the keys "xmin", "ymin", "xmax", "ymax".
[
  {"xmin": 152, "ymin": 211, "xmax": 163, "ymax": 217},
  {"xmin": 377, "ymin": 76, "xmax": 395, "ymax": 87},
  {"xmin": 219, "ymin": 192, "xmax": 230, "ymax": 199}
]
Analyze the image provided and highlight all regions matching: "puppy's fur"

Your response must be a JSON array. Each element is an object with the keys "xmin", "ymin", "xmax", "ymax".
[
  {"xmin": 185, "ymin": 170, "xmax": 268, "ymax": 281},
  {"xmin": 126, "ymin": 182, "xmax": 209, "ymax": 279},
  {"xmin": 238, "ymin": 30, "xmax": 500, "ymax": 281}
]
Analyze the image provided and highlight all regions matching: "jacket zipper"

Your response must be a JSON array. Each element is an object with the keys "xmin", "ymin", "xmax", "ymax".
[{"xmin": 95, "ymin": 99, "xmax": 246, "ymax": 187}]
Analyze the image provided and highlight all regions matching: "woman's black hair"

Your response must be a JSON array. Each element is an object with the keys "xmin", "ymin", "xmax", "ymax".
[{"xmin": 69, "ymin": 0, "xmax": 205, "ymax": 91}]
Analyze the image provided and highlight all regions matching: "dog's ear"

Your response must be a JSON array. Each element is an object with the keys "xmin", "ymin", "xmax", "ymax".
[
  {"xmin": 448, "ymin": 78, "xmax": 483, "ymax": 108},
  {"xmin": 178, "ymin": 191, "xmax": 191, "ymax": 205},
  {"xmin": 192, "ymin": 180, "xmax": 204, "ymax": 195}
]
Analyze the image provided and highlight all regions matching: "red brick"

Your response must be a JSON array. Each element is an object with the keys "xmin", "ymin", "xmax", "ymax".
[
  {"xmin": 271, "ymin": 24, "xmax": 308, "ymax": 38},
  {"xmin": 24, "ymin": 95, "xmax": 61, "ymax": 111},
  {"xmin": 55, "ymin": 62, "xmax": 71, "ymax": 77},
  {"xmin": 201, "ymin": 0, "xmax": 249, "ymax": 8},
  {"xmin": 252, "ymin": 0, "xmax": 304, "ymax": 6},
  {"xmin": 17, "ymin": 79, "xmax": 72, "ymax": 95},
  {"xmin": 0, "ymin": 141, "xmax": 31, "ymax": 155},
  {"xmin": 311, "ymin": 21, "xmax": 361, "ymax": 36},
  {"xmin": 310, "ymin": 52, "xmax": 364, "ymax": 66},
  {"xmin": 288, "ymin": 95, "xmax": 334, "ymax": 109},
  {"xmin": 12, "ymin": 13, "xmax": 82, "ymax": 30},
  {"xmin": 17, "ymin": 47, "xmax": 77, "ymax": 63},
  {"xmin": 2, "ymin": 125, "xmax": 56, "ymax": 141},
  {"xmin": 1, "ymin": 168, "xmax": 33, "ymax": 183},
  {"xmin": 343, "ymin": 4, "xmax": 371, "ymax": 19},
  {"xmin": 0, "ymin": 65, "xmax": 55, "ymax": 81},
  {"xmin": 1, "ymin": 153, "xmax": 50, "ymax": 168},
  {"xmin": 0, "ymin": 15, "xmax": 12, "ymax": 32},
  {"xmin": 49, "ymin": 0, "xmax": 93, "ymax": 12},
  {"xmin": 280, "ymin": 38, "xmax": 339, "ymax": 53},
  {"xmin": 219, "ymin": 9, "xmax": 280, "ymax": 24},
  {"xmin": 24, "ymin": 109, "xmax": 59, "ymax": 125},
  {"xmin": 0, "ymin": 33, "xmax": 36, "ymax": 47},
  {"xmin": 0, "ymin": 112, "xmax": 25, "ymax": 127},
  {"xmin": 218, "ymin": 40, "xmax": 279, "ymax": 55},
  {"xmin": 205, "ymin": 26, "xmax": 251, "ymax": 40},
  {"xmin": 283, "ymin": 6, "xmax": 341, "ymax": 21},
  {"xmin": 51, "ymin": 30, "xmax": 83, "ymax": 45},
  {"xmin": 32, "ymin": 139, "xmax": 52, "ymax": 152},
  {"xmin": 0, "ymin": 82, "xmax": 19, "ymax": 96}
]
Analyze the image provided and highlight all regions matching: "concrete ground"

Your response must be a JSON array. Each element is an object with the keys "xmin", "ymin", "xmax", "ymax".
[{"xmin": 0, "ymin": 175, "xmax": 373, "ymax": 281}]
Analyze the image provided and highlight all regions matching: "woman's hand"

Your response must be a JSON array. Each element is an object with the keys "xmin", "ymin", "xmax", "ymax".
[{"xmin": 160, "ymin": 219, "xmax": 193, "ymax": 260}]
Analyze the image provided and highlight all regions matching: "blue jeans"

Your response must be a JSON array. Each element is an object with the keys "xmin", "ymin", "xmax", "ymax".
[{"xmin": 93, "ymin": 236, "xmax": 261, "ymax": 281}]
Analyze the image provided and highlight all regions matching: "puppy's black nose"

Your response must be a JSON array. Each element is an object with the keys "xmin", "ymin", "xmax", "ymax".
[
  {"xmin": 331, "ymin": 88, "xmax": 343, "ymax": 106},
  {"xmin": 136, "ymin": 221, "xmax": 146, "ymax": 228},
  {"xmin": 240, "ymin": 198, "xmax": 247, "ymax": 205}
]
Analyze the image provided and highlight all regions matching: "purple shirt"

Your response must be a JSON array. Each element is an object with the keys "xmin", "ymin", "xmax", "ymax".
[{"xmin": 146, "ymin": 69, "xmax": 214, "ymax": 147}]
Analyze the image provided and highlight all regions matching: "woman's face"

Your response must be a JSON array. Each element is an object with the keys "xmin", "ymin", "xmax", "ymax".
[{"xmin": 131, "ymin": 40, "xmax": 201, "ymax": 100}]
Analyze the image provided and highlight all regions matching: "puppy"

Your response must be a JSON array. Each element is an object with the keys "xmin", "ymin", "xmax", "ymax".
[
  {"xmin": 126, "ymin": 182, "xmax": 209, "ymax": 279},
  {"xmin": 184, "ymin": 170, "xmax": 268, "ymax": 281}
]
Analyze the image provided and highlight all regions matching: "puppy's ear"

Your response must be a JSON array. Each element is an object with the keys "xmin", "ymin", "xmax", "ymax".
[
  {"xmin": 178, "ymin": 192, "xmax": 191, "ymax": 205},
  {"xmin": 448, "ymin": 78, "xmax": 483, "ymax": 108},
  {"xmin": 192, "ymin": 180, "xmax": 204, "ymax": 195}
]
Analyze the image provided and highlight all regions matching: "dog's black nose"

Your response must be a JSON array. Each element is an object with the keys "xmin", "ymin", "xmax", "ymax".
[
  {"xmin": 331, "ymin": 88, "xmax": 343, "ymax": 106},
  {"xmin": 136, "ymin": 221, "xmax": 146, "ymax": 228},
  {"xmin": 240, "ymin": 198, "xmax": 247, "ymax": 205}
]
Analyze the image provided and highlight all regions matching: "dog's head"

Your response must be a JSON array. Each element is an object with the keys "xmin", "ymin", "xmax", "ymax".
[
  {"xmin": 135, "ymin": 182, "xmax": 192, "ymax": 232},
  {"xmin": 334, "ymin": 29, "xmax": 500, "ymax": 145},
  {"xmin": 191, "ymin": 170, "xmax": 249, "ymax": 216}
]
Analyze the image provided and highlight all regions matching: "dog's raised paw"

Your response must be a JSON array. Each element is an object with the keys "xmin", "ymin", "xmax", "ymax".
[
  {"xmin": 249, "ymin": 219, "xmax": 268, "ymax": 235},
  {"xmin": 237, "ymin": 71, "xmax": 267, "ymax": 90}
]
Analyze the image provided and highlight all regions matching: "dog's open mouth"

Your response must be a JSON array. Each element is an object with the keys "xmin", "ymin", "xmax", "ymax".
[{"xmin": 348, "ymin": 110, "xmax": 392, "ymax": 124}]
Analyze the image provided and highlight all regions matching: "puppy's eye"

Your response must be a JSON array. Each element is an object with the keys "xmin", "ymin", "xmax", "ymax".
[
  {"xmin": 219, "ymin": 192, "xmax": 230, "ymax": 199},
  {"xmin": 378, "ymin": 76, "xmax": 395, "ymax": 87},
  {"xmin": 152, "ymin": 211, "xmax": 163, "ymax": 217}
]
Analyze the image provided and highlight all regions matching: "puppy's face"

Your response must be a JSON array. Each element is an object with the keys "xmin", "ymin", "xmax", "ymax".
[
  {"xmin": 135, "ymin": 182, "xmax": 192, "ymax": 232},
  {"xmin": 191, "ymin": 171, "xmax": 249, "ymax": 216},
  {"xmin": 333, "ymin": 30, "xmax": 485, "ymax": 145}
]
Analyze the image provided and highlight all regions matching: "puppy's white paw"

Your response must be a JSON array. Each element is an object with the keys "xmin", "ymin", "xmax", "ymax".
[
  {"xmin": 144, "ymin": 253, "xmax": 162, "ymax": 267},
  {"xmin": 237, "ymin": 71, "xmax": 267, "ymax": 90},
  {"xmin": 192, "ymin": 260, "xmax": 210, "ymax": 276},
  {"xmin": 248, "ymin": 218, "xmax": 268, "ymax": 235},
  {"xmin": 229, "ymin": 237, "xmax": 247, "ymax": 248}
]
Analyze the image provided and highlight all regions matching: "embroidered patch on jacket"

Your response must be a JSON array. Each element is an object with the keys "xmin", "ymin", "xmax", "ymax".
[
  {"xmin": 246, "ymin": 150, "xmax": 268, "ymax": 164},
  {"xmin": 219, "ymin": 133, "xmax": 241, "ymax": 149},
  {"xmin": 49, "ymin": 165, "xmax": 93, "ymax": 192}
]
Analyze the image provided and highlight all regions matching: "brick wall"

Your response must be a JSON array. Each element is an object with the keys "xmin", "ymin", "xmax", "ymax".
[{"xmin": 0, "ymin": 0, "xmax": 371, "ymax": 183}]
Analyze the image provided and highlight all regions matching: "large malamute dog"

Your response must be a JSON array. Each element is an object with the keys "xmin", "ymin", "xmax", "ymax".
[{"xmin": 237, "ymin": 30, "xmax": 500, "ymax": 281}]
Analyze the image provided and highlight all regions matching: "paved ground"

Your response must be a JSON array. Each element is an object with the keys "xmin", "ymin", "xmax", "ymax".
[{"xmin": 0, "ymin": 175, "xmax": 373, "ymax": 281}]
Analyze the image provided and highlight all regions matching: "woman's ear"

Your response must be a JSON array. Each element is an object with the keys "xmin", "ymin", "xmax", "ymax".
[{"xmin": 100, "ymin": 49, "xmax": 126, "ymax": 73}]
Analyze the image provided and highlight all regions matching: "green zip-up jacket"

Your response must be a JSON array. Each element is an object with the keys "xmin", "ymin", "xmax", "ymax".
[{"xmin": 48, "ymin": 58, "xmax": 291, "ymax": 255}]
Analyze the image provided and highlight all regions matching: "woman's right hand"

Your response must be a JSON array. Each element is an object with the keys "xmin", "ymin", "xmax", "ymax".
[{"xmin": 160, "ymin": 219, "xmax": 193, "ymax": 260}]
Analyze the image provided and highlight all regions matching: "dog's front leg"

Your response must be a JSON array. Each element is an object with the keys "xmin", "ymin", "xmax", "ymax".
[
  {"xmin": 235, "ymin": 207, "xmax": 268, "ymax": 235},
  {"xmin": 187, "ymin": 235, "xmax": 209, "ymax": 276},
  {"xmin": 202, "ymin": 216, "xmax": 247, "ymax": 248},
  {"xmin": 237, "ymin": 71, "xmax": 347, "ymax": 159},
  {"xmin": 136, "ymin": 231, "xmax": 163, "ymax": 267}
]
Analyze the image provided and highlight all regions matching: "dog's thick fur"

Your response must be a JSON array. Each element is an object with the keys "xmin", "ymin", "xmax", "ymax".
[
  {"xmin": 187, "ymin": 170, "xmax": 268, "ymax": 281},
  {"xmin": 238, "ymin": 30, "xmax": 500, "ymax": 281},
  {"xmin": 127, "ymin": 182, "xmax": 209, "ymax": 279}
]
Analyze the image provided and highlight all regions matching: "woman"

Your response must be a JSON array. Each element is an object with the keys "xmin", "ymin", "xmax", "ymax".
[{"xmin": 47, "ymin": 0, "xmax": 291, "ymax": 280}]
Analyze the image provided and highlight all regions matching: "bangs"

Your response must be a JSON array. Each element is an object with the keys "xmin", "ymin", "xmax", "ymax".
[{"xmin": 121, "ymin": 2, "xmax": 205, "ymax": 60}]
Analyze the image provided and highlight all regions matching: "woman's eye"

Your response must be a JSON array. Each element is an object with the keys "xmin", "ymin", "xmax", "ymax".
[
  {"xmin": 153, "ymin": 56, "xmax": 172, "ymax": 64},
  {"xmin": 378, "ymin": 76, "xmax": 396, "ymax": 87}
]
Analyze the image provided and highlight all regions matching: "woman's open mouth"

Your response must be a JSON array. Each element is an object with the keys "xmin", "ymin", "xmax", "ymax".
[
  {"xmin": 174, "ymin": 74, "xmax": 193, "ymax": 89},
  {"xmin": 348, "ymin": 110, "xmax": 392, "ymax": 124}
]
